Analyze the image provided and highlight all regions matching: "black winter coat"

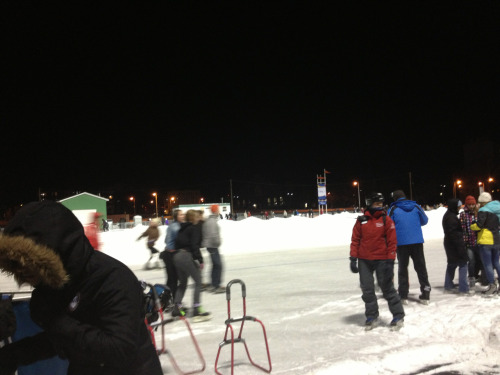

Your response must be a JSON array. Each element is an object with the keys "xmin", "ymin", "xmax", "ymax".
[
  {"xmin": 175, "ymin": 222, "xmax": 203, "ymax": 264},
  {"xmin": 0, "ymin": 201, "xmax": 162, "ymax": 375},
  {"xmin": 442, "ymin": 198, "xmax": 468, "ymax": 264}
]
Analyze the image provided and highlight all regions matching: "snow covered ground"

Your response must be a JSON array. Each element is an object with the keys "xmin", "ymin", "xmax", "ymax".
[
  {"xmin": 3, "ymin": 207, "xmax": 500, "ymax": 374},
  {"xmin": 107, "ymin": 208, "xmax": 500, "ymax": 375}
]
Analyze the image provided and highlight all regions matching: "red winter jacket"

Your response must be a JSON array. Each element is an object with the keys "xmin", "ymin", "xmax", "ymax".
[{"xmin": 350, "ymin": 210, "xmax": 397, "ymax": 260}]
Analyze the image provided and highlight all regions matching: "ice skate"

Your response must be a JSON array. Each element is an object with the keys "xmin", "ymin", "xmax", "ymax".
[
  {"xmin": 390, "ymin": 317, "xmax": 404, "ymax": 331},
  {"xmin": 481, "ymin": 283, "xmax": 497, "ymax": 297},
  {"xmin": 419, "ymin": 290, "xmax": 430, "ymax": 305},
  {"xmin": 191, "ymin": 306, "xmax": 212, "ymax": 323},
  {"xmin": 171, "ymin": 304, "xmax": 186, "ymax": 318},
  {"xmin": 364, "ymin": 317, "xmax": 378, "ymax": 331}
]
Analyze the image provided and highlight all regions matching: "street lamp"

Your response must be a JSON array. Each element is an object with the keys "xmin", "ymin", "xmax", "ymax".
[
  {"xmin": 152, "ymin": 192, "xmax": 158, "ymax": 217},
  {"xmin": 488, "ymin": 177, "xmax": 494, "ymax": 192},
  {"xmin": 168, "ymin": 196, "xmax": 177, "ymax": 215},
  {"xmin": 129, "ymin": 196, "xmax": 135, "ymax": 215},
  {"xmin": 453, "ymin": 179, "xmax": 462, "ymax": 198},
  {"xmin": 353, "ymin": 181, "xmax": 361, "ymax": 211}
]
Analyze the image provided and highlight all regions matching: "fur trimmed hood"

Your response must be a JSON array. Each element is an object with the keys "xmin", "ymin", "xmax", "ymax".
[
  {"xmin": 0, "ymin": 201, "xmax": 94, "ymax": 289},
  {"xmin": 0, "ymin": 234, "xmax": 68, "ymax": 288}
]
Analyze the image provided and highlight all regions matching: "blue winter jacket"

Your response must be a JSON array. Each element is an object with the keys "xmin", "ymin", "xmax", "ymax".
[
  {"xmin": 479, "ymin": 200, "xmax": 500, "ymax": 224},
  {"xmin": 164, "ymin": 221, "xmax": 181, "ymax": 250},
  {"xmin": 388, "ymin": 198, "xmax": 428, "ymax": 246}
]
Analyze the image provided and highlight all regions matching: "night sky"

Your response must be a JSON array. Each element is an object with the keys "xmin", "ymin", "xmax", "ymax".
[{"xmin": 2, "ymin": 2, "xmax": 499, "ymax": 209}]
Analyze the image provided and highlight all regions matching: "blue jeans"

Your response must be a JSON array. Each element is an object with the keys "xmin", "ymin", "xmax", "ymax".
[
  {"xmin": 466, "ymin": 246, "xmax": 477, "ymax": 278},
  {"xmin": 444, "ymin": 262, "xmax": 469, "ymax": 292},
  {"xmin": 479, "ymin": 245, "xmax": 500, "ymax": 284},
  {"xmin": 358, "ymin": 259, "xmax": 405, "ymax": 320}
]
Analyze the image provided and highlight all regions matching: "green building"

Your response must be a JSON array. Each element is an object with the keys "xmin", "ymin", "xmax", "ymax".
[{"xmin": 59, "ymin": 192, "xmax": 109, "ymax": 228}]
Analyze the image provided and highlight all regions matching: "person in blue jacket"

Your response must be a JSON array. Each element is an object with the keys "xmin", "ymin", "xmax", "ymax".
[{"xmin": 389, "ymin": 190, "xmax": 431, "ymax": 304}]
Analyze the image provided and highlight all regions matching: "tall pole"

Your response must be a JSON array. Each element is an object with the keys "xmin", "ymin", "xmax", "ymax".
[
  {"xmin": 324, "ymin": 169, "xmax": 327, "ymax": 214},
  {"xmin": 357, "ymin": 183, "xmax": 361, "ymax": 210},
  {"xmin": 353, "ymin": 181, "xmax": 361, "ymax": 210},
  {"xmin": 230, "ymin": 179, "xmax": 234, "ymax": 217},
  {"xmin": 153, "ymin": 193, "xmax": 158, "ymax": 217}
]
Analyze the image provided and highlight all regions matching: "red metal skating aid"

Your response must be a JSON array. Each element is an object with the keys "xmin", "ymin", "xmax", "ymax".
[
  {"xmin": 214, "ymin": 279, "xmax": 272, "ymax": 374},
  {"xmin": 143, "ymin": 282, "xmax": 205, "ymax": 375}
]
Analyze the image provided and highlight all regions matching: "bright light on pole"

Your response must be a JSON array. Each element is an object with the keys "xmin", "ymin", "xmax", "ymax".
[
  {"xmin": 488, "ymin": 177, "xmax": 494, "ymax": 192},
  {"xmin": 353, "ymin": 181, "xmax": 361, "ymax": 210},
  {"xmin": 129, "ymin": 196, "xmax": 135, "ymax": 215},
  {"xmin": 453, "ymin": 179, "xmax": 462, "ymax": 198},
  {"xmin": 152, "ymin": 193, "xmax": 158, "ymax": 217}
]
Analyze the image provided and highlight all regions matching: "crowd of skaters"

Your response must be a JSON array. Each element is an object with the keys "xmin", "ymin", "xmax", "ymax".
[{"xmin": 349, "ymin": 188, "xmax": 500, "ymax": 331}]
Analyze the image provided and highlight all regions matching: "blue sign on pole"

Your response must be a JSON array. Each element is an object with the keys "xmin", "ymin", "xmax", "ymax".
[{"xmin": 318, "ymin": 183, "xmax": 326, "ymax": 205}]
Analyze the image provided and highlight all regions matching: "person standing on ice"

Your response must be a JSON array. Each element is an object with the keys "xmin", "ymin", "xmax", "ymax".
[
  {"xmin": 388, "ymin": 189, "xmax": 431, "ymax": 305},
  {"xmin": 137, "ymin": 218, "xmax": 161, "ymax": 270},
  {"xmin": 349, "ymin": 192, "xmax": 405, "ymax": 330},
  {"xmin": 161, "ymin": 209, "xmax": 184, "ymax": 298},
  {"xmin": 202, "ymin": 204, "xmax": 225, "ymax": 293},
  {"xmin": 442, "ymin": 198, "xmax": 471, "ymax": 295},
  {"xmin": 459, "ymin": 195, "xmax": 484, "ymax": 288},
  {"xmin": 0, "ymin": 201, "xmax": 163, "ymax": 375},
  {"xmin": 172, "ymin": 209, "xmax": 212, "ymax": 322},
  {"xmin": 471, "ymin": 192, "xmax": 500, "ymax": 296}
]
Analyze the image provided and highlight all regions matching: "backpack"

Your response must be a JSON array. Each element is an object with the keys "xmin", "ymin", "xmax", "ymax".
[{"xmin": 142, "ymin": 284, "xmax": 173, "ymax": 324}]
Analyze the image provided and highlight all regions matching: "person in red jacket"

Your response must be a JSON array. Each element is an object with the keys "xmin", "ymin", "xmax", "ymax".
[
  {"xmin": 83, "ymin": 212, "xmax": 101, "ymax": 250},
  {"xmin": 349, "ymin": 192, "xmax": 405, "ymax": 330}
]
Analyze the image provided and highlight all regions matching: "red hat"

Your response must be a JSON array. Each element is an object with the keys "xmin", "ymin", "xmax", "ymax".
[
  {"xmin": 464, "ymin": 195, "xmax": 476, "ymax": 205},
  {"xmin": 210, "ymin": 204, "xmax": 219, "ymax": 213}
]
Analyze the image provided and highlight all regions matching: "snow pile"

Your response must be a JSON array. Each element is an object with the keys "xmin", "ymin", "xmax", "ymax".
[{"xmin": 104, "ymin": 207, "xmax": 448, "ymax": 267}]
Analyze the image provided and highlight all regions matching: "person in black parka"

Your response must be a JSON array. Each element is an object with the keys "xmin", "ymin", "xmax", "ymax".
[
  {"xmin": 0, "ymin": 201, "xmax": 163, "ymax": 375},
  {"xmin": 442, "ymin": 198, "xmax": 470, "ymax": 294}
]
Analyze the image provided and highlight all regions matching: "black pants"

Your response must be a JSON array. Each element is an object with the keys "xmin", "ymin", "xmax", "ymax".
[
  {"xmin": 161, "ymin": 250, "xmax": 178, "ymax": 298},
  {"xmin": 206, "ymin": 247, "xmax": 223, "ymax": 288},
  {"xmin": 396, "ymin": 243, "xmax": 431, "ymax": 298},
  {"xmin": 358, "ymin": 259, "xmax": 404, "ymax": 320}
]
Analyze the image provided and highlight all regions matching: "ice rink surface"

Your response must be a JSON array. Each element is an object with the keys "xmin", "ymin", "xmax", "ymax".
[{"xmin": 2, "ymin": 211, "xmax": 500, "ymax": 374}]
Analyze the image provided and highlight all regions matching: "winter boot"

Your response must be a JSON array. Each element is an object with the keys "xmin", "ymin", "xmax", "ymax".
[
  {"xmin": 482, "ymin": 283, "xmax": 497, "ymax": 297},
  {"xmin": 191, "ymin": 306, "xmax": 212, "ymax": 323}
]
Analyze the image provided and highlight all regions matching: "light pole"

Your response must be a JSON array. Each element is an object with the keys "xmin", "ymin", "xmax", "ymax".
[
  {"xmin": 152, "ymin": 192, "xmax": 158, "ymax": 217},
  {"xmin": 129, "ymin": 196, "xmax": 135, "ymax": 215},
  {"xmin": 487, "ymin": 177, "xmax": 494, "ymax": 192},
  {"xmin": 353, "ymin": 181, "xmax": 361, "ymax": 211},
  {"xmin": 169, "ymin": 196, "xmax": 176, "ymax": 214},
  {"xmin": 453, "ymin": 179, "xmax": 462, "ymax": 199}
]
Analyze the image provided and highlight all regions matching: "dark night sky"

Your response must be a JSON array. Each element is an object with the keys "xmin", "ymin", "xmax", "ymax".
[{"xmin": 2, "ymin": 2, "xmax": 500, "ymax": 207}]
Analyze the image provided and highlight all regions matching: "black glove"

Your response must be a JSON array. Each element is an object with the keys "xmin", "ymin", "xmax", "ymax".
[
  {"xmin": 349, "ymin": 257, "xmax": 359, "ymax": 273},
  {"xmin": 29, "ymin": 289, "xmax": 66, "ymax": 330},
  {"xmin": 0, "ymin": 344, "xmax": 18, "ymax": 375}
]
